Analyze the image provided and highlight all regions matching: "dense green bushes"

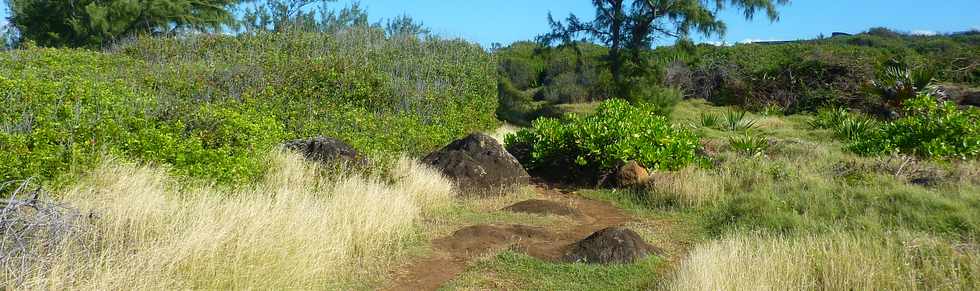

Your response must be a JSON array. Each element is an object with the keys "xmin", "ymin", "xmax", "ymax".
[
  {"xmin": 495, "ymin": 29, "xmax": 978, "ymax": 118},
  {"xmin": 505, "ymin": 100, "xmax": 700, "ymax": 180},
  {"xmin": 0, "ymin": 29, "xmax": 498, "ymax": 184},
  {"xmin": 496, "ymin": 41, "xmax": 613, "ymax": 102},
  {"xmin": 812, "ymin": 94, "xmax": 980, "ymax": 159},
  {"xmin": 658, "ymin": 32, "xmax": 979, "ymax": 112},
  {"xmin": 663, "ymin": 43, "xmax": 884, "ymax": 112},
  {"xmin": 493, "ymin": 42, "xmax": 618, "ymax": 124}
]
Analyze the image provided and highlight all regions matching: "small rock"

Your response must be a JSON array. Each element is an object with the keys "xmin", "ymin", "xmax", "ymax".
[
  {"xmin": 423, "ymin": 133, "xmax": 530, "ymax": 196},
  {"xmin": 562, "ymin": 227, "xmax": 660, "ymax": 264},
  {"xmin": 283, "ymin": 136, "xmax": 368, "ymax": 166},
  {"xmin": 616, "ymin": 161, "xmax": 649, "ymax": 187}
]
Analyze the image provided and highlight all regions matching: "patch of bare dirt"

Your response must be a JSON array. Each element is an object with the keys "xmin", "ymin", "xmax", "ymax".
[
  {"xmin": 502, "ymin": 199, "xmax": 581, "ymax": 217},
  {"xmin": 385, "ymin": 183, "xmax": 635, "ymax": 291}
]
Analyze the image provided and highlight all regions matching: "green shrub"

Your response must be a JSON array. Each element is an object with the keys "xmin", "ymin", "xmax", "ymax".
[
  {"xmin": 809, "ymin": 107, "xmax": 853, "ymax": 129},
  {"xmin": 626, "ymin": 84, "xmax": 683, "ymax": 116},
  {"xmin": 867, "ymin": 61, "xmax": 937, "ymax": 109},
  {"xmin": 813, "ymin": 95, "xmax": 980, "ymax": 159},
  {"xmin": 729, "ymin": 134, "xmax": 769, "ymax": 157},
  {"xmin": 539, "ymin": 72, "xmax": 590, "ymax": 103},
  {"xmin": 505, "ymin": 99, "xmax": 700, "ymax": 179},
  {"xmin": 699, "ymin": 112, "xmax": 721, "ymax": 128},
  {"xmin": 0, "ymin": 29, "xmax": 499, "ymax": 185},
  {"xmin": 495, "ymin": 41, "xmax": 614, "ymax": 104},
  {"xmin": 498, "ymin": 57, "xmax": 541, "ymax": 90},
  {"xmin": 722, "ymin": 110, "xmax": 758, "ymax": 132},
  {"xmin": 663, "ymin": 32, "xmax": 980, "ymax": 112},
  {"xmin": 851, "ymin": 94, "xmax": 980, "ymax": 159}
]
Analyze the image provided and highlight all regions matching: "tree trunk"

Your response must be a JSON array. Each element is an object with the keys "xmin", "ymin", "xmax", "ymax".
[{"xmin": 607, "ymin": 0, "xmax": 626, "ymax": 97}]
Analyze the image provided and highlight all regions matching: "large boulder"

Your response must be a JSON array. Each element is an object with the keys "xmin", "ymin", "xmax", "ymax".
[
  {"xmin": 423, "ymin": 133, "xmax": 530, "ymax": 196},
  {"xmin": 283, "ymin": 136, "xmax": 368, "ymax": 166},
  {"xmin": 562, "ymin": 227, "xmax": 660, "ymax": 264}
]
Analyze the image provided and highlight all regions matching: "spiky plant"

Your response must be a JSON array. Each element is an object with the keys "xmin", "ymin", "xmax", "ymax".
[
  {"xmin": 868, "ymin": 62, "xmax": 936, "ymax": 109},
  {"xmin": 724, "ymin": 110, "xmax": 758, "ymax": 132}
]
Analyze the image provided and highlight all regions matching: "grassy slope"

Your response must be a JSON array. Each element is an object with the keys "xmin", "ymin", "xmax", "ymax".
[
  {"xmin": 8, "ymin": 97, "xmax": 976, "ymax": 289},
  {"xmin": 1, "ymin": 31, "xmax": 499, "ymax": 186},
  {"xmin": 5, "ymin": 153, "xmax": 456, "ymax": 289},
  {"xmin": 442, "ymin": 99, "xmax": 980, "ymax": 290}
]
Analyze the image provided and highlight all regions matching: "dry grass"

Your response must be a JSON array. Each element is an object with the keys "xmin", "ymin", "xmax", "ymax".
[
  {"xmin": 666, "ymin": 232, "xmax": 980, "ymax": 291},
  {"xmin": 488, "ymin": 123, "xmax": 521, "ymax": 144},
  {"xmin": 644, "ymin": 167, "xmax": 725, "ymax": 208},
  {"xmin": 4, "ymin": 151, "xmax": 455, "ymax": 289}
]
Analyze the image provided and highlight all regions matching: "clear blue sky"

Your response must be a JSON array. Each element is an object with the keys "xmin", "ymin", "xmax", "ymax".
[{"xmin": 3, "ymin": 0, "xmax": 980, "ymax": 46}]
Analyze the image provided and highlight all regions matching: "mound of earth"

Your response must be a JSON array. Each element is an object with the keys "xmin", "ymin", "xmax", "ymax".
[
  {"xmin": 434, "ymin": 224, "xmax": 555, "ymax": 254},
  {"xmin": 503, "ymin": 199, "xmax": 581, "ymax": 217},
  {"xmin": 283, "ymin": 136, "xmax": 368, "ymax": 165},
  {"xmin": 423, "ymin": 133, "xmax": 530, "ymax": 196},
  {"xmin": 562, "ymin": 227, "xmax": 659, "ymax": 264}
]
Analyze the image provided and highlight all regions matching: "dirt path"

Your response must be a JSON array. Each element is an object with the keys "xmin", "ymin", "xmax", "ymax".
[{"xmin": 385, "ymin": 182, "xmax": 632, "ymax": 291}]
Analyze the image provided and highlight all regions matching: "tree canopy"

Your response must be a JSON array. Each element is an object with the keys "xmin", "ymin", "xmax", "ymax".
[
  {"xmin": 385, "ymin": 14, "xmax": 429, "ymax": 38},
  {"xmin": 239, "ymin": 1, "xmax": 426, "ymax": 38},
  {"xmin": 539, "ymin": 0, "xmax": 789, "ymax": 100},
  {"xmin": 8, "ymin": 0, "xmax": 241, "ymax": 48}
]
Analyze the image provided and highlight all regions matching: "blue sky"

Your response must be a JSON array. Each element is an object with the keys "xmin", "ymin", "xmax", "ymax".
[{"xmin": 3, "ymin": 0, "xmax": 980, "ymax": 46}]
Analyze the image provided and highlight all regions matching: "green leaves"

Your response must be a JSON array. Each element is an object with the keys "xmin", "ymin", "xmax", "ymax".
[
  {"xmin": 1, "ymin": 30, "xmax": 499, "ymax": 185},
  {"xmin": 812, "ymin": 94, "xmax": 980, "ymax": 159},
  {"xmin": 506, "ymin": 99, "xmax": 700, "ymax": 178},
  {"xmin": 729, "ymin": 134, "xmax": 769, "ymax": 157},
  {"xmin": 723, "ymin": 110, "xmax": 758, "ymax": 132},
  {"xmin": 10, "ymin": 0, "xmax": 240, "ymax": 48}
]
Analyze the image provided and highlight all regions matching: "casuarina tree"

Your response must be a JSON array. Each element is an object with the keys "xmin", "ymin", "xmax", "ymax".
[
  {"xmin": 8, "ymin": 0, "xmax": 241, "ymax": 48},
  {"xmin": 539, "ymin": 0, "xmax": 789, "ymax": 101}
]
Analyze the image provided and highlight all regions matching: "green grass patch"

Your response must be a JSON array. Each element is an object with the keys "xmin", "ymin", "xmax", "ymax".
[{"xmin": 443, "ymin": 251, "xmax": 663, "ymax": 291}]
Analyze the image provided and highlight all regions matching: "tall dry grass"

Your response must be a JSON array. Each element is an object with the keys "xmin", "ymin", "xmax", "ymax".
[
  {"xmin": 644, "ymin": 166, "xmax": 725, "ymax": 208},
  {"xmin": 5, "ymin": 151, "xmax": 455, "ymax": 289},
  {"xmin": 667, "ymin": 232, "xmax": 980, "ymax": 291}
]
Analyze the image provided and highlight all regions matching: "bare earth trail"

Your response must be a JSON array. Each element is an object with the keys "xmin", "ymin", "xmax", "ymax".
[{"xmin": 386, "ymin": 181, "xmax": 632, "ymax": 291}]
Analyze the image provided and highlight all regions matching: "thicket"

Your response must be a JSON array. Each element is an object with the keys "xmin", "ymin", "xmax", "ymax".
[
  {"xmin": 661, "ymin": 31, "xmax": 980, "ymax": 113},
  {"xmin": 497, "ymin": 30, "xmax": 979, "ymax": 118},
  {"xmin": 499, "ymin": 43, "xmax": 613, "ymax": 96},
  {"xmin": 0, "ymin": 29, "xmax": 498, "ymax": 185},
  {"xmin": 812, "ymin": 94, "xmax": 980, "ymax": 159},
  {"xmin": 505, "ymin": 99, "xmax": 700, "ymax": 181},
  {"xmin": 7, "ymin": 0, "xmax": 239, "ymax": 48},
  {"xmin": 495, "ymin": 41, "xmax": 690, "ymax": 125}
]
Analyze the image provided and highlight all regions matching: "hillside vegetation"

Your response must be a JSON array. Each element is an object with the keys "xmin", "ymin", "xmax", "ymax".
[
  {"xmin": 2, "ymin": 1, "xmax": 980, "ymax": 288},
  {"xmin": 497, "ymin": 30, "xmax": 980, "ymax": 122},
  {"xmin": 447, "ymin": 99, "xmax": 980, "ymax": 290},
  {"xmin": 1, "ymin": 29, "xmax": 497, "ymax": 185}
]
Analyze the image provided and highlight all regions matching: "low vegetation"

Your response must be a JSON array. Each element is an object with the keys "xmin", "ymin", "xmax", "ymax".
[
  {"xmin": 0, "ymin": 29, "xmax": 497, "ymax": 185},
  {"xmin": 3, "ymin": 0, "xmax": 980, "ymax": 289},
  {"xmin": 497, "ymin": 28, "xmax": 980, "ymax": 125},
  {"xmin": 812, "ymin": 93, "xmax": 980, "ymax": 159},
  {"xmin": 1, "ymin": 152, "xmax": 454, "ymax": 289},
  {"xmin": 549, "ymin": 100, "xmax": 980, "ymax": 290},
  {"xmin": 669, "ymin": 232, "xmax": 979, "ymax": 290},
  {"xmin": 505, "ymin": 99, "xmax": 700, "ymax": 180}
]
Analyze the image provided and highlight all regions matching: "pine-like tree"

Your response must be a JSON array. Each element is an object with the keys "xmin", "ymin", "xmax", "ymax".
[
  {"xmin": 385, "ymin": 14, "xmax": 429, "ymax": 38},
  {"xmin": 9, "ymin": 0, "xmax": 241, "ymax": 48},
  {"xmin": 539, "ymin": 0, "xmax": 789, "ymax": 100}
]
